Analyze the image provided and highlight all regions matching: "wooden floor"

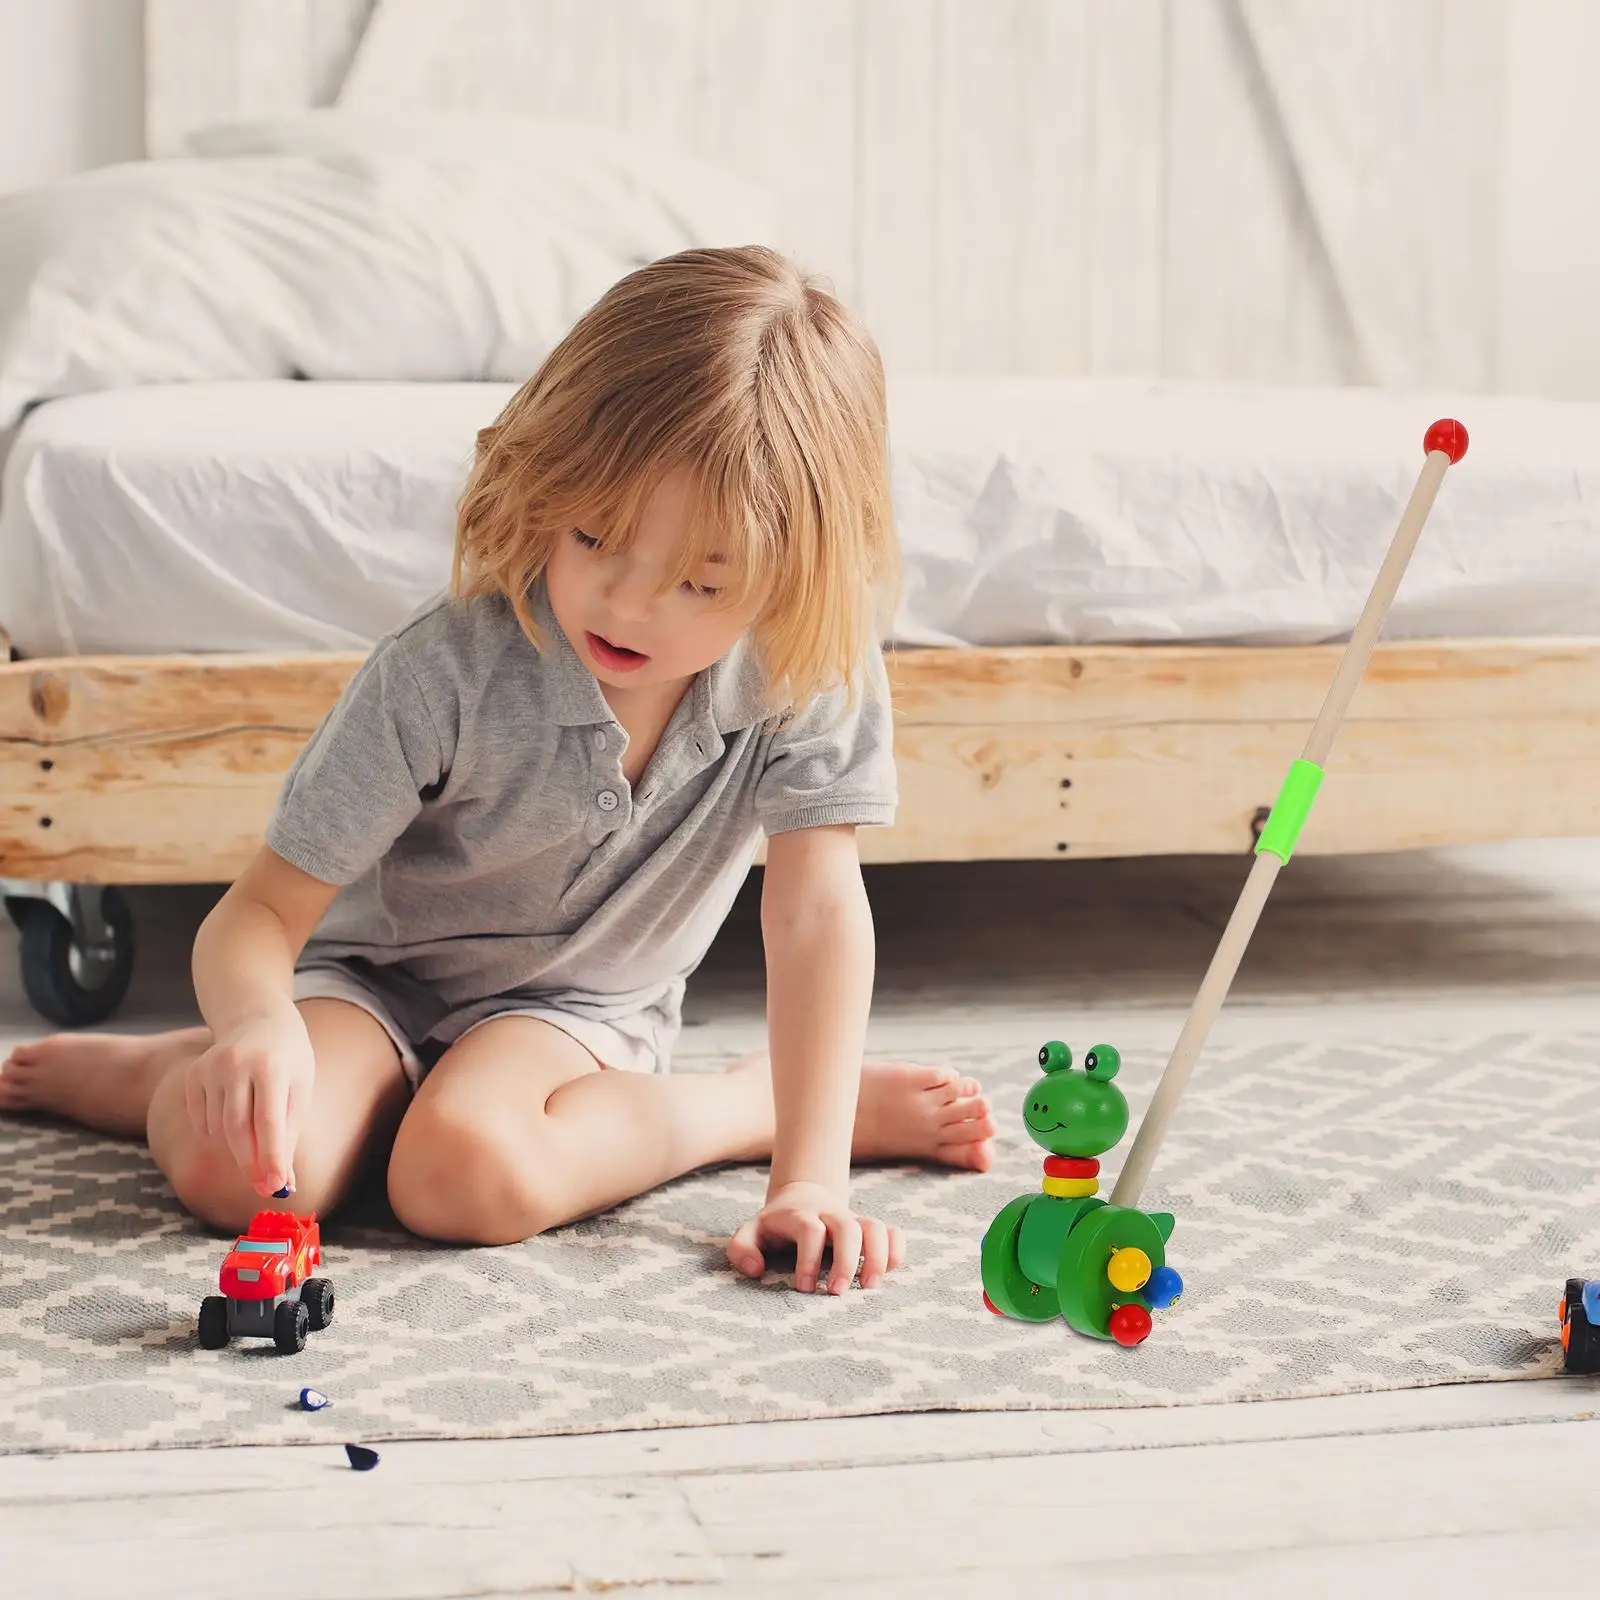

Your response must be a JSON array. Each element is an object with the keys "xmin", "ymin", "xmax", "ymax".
[{"xmin": 3, "ymin": 839, "xmax": 1600, "ymax": 1595}]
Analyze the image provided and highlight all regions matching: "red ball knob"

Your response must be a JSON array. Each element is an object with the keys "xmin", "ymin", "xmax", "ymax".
[
  {"xmin": 1423, "ymin": 419, "xmax": 1468, "ymax": 463},
  {"xmin": 1108, "ymin": 1303, "xmax": 1153, "ymax": 1346}
]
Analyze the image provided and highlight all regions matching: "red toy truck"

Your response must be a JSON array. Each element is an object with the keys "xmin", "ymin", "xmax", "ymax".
[{"xmin": 197, "ymin": 1209, "xmax": 334, "ymax": 1354}]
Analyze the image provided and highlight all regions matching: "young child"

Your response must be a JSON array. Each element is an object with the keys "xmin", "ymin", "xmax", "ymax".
[{"xmin": 0, "ymin": 245, "xmax": 994, "ymax": 1295}]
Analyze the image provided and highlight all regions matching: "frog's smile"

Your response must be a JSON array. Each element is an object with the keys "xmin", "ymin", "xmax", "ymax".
[{"xmin": 1025, "ymin": 1115, "xmax": 1066, "ymax": 1133}]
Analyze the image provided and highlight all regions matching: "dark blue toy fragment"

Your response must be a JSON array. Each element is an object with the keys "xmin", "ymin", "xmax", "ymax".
[{"xmin": 344, "ymin": 1443, "xmax": 379, "ymax": 1471}]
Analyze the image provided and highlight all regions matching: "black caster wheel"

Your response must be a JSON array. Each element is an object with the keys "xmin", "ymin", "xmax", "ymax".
[
  {"xmin": 301, "ymin": 1278, "xmax": 334, "ymax": 1332},
  {"xmin": 13, "ymin": 887, "xmax": 135, "ymax": 1027},
  {"xmin": 274, "ymin": 1300, "xmax": 310, "ymax": 1355},
  {"xmin": 198, "ymin": 1296, "xmax": 230, "ymax": 1350}
]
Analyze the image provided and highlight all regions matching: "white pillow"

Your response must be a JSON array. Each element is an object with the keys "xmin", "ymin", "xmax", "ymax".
[
  {"xmin": 185, "ymin": 109, "xmax": 779, "ymax": 260},
  {"xmin": 0, "ymin": 137, "xmax": 777, "ymax": 430}
]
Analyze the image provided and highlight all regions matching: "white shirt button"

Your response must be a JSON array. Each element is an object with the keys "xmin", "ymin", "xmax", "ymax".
[
  {"xmin": 592, "ymin": 729, "xmax": 608, "ymax": 752},
  {"xmin": 596, "ymin": 789, "xmax": 619, "ymax": 812}
]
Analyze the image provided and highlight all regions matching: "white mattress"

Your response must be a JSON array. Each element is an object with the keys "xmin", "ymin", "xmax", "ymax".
[{"xmin": 2, "ymin": 377, "xmax": 1598, "ymax": 657}]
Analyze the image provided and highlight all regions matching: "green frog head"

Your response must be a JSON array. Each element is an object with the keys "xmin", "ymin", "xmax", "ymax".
[{"xmin": 1022, "ymin": 1041, "xmax": 1129, "ymax": 1158}]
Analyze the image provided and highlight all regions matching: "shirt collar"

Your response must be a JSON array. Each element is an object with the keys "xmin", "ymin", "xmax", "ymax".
[{"xmin": 528, "ymin": 580, "xmax": 774, "ymax": 734}]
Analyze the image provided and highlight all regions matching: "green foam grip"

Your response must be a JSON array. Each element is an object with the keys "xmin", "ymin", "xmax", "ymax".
[{"xmin": 1254, "ymin": 759, "xmax": 1325, "ymax": 864}]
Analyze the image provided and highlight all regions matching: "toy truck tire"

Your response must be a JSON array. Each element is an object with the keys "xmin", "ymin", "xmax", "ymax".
[
  {"xmin": 198, "ymin": 1295, "xmax": 230, "ymax": 1349},
  {"xmin": 274, "ymin": 1299, "xmax": 310, "ymax": 1354},
  {"xmin": 302, "ymin": 1278, "xmax": 334, "ymax": 1332}
]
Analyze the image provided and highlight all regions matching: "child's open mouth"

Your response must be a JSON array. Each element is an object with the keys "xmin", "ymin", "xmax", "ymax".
[{"xmin": 586, "ymin": 632, "xmax": 650, "ymax": 673}]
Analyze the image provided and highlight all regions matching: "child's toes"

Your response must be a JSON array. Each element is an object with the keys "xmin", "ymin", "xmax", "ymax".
[
  {"xmin": 880, "ymin": 1061, "xmax": 955, "ymax": 1095},
  {"xmin": 946, "ymin": 1091, "xmax": 991, "ymax": 1126},
  {"xmin": 940, "ymin": 1107, "xmax": 992, "ymax": 1145},
  {"xmin": 938, "ymin": 1133, "xmax": 995, "ymax": 1172},
  {"xmin": 940, "ymin": 1113, "xmax": 995, "ymax": 1146}
]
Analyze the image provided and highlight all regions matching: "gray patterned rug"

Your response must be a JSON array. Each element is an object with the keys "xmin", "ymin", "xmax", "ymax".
[{"xmin": 2, "ymin": 1031, "xmax": 1597, "ymax": 1454}]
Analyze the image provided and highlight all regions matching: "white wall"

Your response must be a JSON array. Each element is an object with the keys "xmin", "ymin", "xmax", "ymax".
[
  {"xmin": 0, "ymin": 0, "xmax": 1596, "ymax": 397},
  {"xmin": 1499, "ymin": 0, "xmax": 1600, "ymax": 399},
  {"xmin": 0, "ymin": 0, "xmax": 144, "ymax": 193}
]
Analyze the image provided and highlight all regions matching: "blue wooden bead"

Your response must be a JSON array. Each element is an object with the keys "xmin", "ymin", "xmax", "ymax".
[
  {"xmin": 273, "ymin": 1185, "xmax": 293, "ymax": 1199},
  {"xmin": 299, "ymin": 1387, "xmax": 330, "ymax": 1411},
  {"xmin": 1146, "ymin": 1265, "xmax": 1184, "ymax": 1308}
]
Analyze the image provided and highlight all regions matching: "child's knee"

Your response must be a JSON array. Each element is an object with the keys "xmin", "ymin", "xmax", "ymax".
[
  {"xmin": 386, "ymin": 1099, "xmax": 556, "ymax": 1245},
  {"xmin": 165, "ymin": 1144, "xmax": 272, "ymax": 1237},
  {"xmin": 156, "ymin": 1113, "xmax": 337, "ymax": 1237}
]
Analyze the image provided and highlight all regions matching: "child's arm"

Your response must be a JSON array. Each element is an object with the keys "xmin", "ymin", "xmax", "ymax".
[
  {"xmin": 189, "ymin": 846, "xmax": 340, "ymax": 1197},
  {"xmin": 195, "ymin": 621, "xmax": 450, "ymax": 1194},
  {"xmin": 726, "ymin": 823, "xmax": 895, "ymax": 1294},
  {"xmin": 761, "ymin": 824, "xmax": 871, "ymax": 1196}
]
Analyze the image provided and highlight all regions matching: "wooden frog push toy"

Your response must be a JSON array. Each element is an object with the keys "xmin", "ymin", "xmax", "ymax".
[
  {"xmin": 981, "ymin": 1042, "xmax": 1183, "ymax": 1346},
  {"xmin": 981, "ymin": 421, "xmax": 1470, "ymax": 1346}
]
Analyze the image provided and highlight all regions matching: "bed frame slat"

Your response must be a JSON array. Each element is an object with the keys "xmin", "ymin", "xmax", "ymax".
[{"xmin": 3, "ymin": 641, "xmax": 1594, "ymax": 881}]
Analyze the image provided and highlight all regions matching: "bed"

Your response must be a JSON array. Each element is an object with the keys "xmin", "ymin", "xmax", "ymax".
[
  {"xmin": 4, "ymin": 398, "xmax": 1598, "ymax": 1032},
  {"xmin": 2, "ymin": 373, "xmax": 1596, "ymax": 899}
]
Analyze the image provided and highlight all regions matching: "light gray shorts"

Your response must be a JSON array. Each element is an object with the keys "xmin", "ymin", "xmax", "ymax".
[{"xmin": 291, "ymin": 963, "xmax": 668, "ymax": 1091}]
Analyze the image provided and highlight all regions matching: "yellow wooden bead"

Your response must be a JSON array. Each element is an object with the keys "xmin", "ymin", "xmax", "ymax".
[
  {"xmin": 1107, "ymin": 1247, "xmax": 1152, "ymax": 1293},
  {"xmin": 1041, "ymin": 1175, "xmax": 1099, "ymax": 1198}
]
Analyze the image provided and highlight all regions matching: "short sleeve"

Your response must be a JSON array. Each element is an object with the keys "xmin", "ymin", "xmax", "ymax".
[
  {"xmin": 754, "ymin": 645, "xmax": 899, "ymax": 836},
  {"xmin": 265, "ymin": 635, "xmax": 447, "ymax": 885}
]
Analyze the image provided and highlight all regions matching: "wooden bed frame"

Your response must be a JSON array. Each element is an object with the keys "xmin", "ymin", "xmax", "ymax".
[{"xmin": 3, "ymin": 636, "xmax": 1596, "ymax": 884}]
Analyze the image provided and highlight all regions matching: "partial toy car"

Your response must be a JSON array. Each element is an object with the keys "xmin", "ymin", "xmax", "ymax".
[{"xmin": 1560, "ymin": 1278, "xmax": 1600, "ymax": 1375}]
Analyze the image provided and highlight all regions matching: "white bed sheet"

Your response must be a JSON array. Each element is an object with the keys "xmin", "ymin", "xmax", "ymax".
[{"xmin": 2, "ymin": 377, "xmax": 1597, "ymax": 658}]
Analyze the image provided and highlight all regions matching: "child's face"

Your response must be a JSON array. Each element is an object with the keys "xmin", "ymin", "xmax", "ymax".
[{"xmin": 544, "ymin": 466, "xmax": 767, "ymax": 698}]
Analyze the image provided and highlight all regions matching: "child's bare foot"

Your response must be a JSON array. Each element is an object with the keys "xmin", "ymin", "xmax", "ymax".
[
  {"xmin": 0, "ymin": 1030, "xmax": 201, "ymax": 1138},
  {"xmin": 718, "ymin": 1054, "xmax": 996, "ymax": 1172},
  {"xmin": 852, "ymin": 1062, "xmax": 995, "ymax": 1172}
]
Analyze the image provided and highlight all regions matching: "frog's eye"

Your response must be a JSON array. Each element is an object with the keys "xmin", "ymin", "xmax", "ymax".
[
  {"xmin": 1084, "ymin": 1044, "xmax": 1121, "ymax": 1081},
  {"xmin": 1037, "ymin": 1040, "xmax": 1072, "ymax": 1073}
]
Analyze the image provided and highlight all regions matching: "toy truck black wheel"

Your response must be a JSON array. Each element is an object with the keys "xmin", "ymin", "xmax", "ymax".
[
  {"xmin": 301, "ymin": 1278, "xmax": 334, "ymax": 1332},
  {"xmin": 274, "ymin": 1299, "xmax": 309, "ymax": 1354},
  {"xmin": 198, "ymin": 1295, "xmax": 230, "ymax": 1350},
  {"xmin": 13, "ymin": 888, "xmax": 135, "ymax": 1027}
]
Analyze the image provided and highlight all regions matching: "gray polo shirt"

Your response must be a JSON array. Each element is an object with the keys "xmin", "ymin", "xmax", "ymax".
[{"xmin": 265, "ymin": 583, "xmax": 898, "ymax": 1054}]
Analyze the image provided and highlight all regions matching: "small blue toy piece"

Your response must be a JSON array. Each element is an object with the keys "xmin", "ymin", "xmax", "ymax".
[
  {"xmin": 980, "ymin": 1041, "xmax": 1184, "ymax": 1346},
  {"xmin": 344, "ymin": 1443, "xmax": 380, "ymax": 1471},
  {"xmin": 299, "ymin": 1387, "xmax": 330, "ymax": 1411},
  {"xmin": 273, "ymin": 1185, "xmax": 293, "ymax": 1199}
]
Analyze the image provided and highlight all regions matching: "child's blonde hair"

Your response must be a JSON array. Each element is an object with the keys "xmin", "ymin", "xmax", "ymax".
[{"xmin": 453, "ymin": 245, "xmax": 898, "ymax": 711}]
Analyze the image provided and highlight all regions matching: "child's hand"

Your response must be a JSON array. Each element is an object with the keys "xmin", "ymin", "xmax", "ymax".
[
  {"xmin": 184, "ymin": 1008, "xmax": 315, "ymax": 1198},
  {"xmin": 726, "ymin": 1181, "xmax": 906, "ymax": 1294}
]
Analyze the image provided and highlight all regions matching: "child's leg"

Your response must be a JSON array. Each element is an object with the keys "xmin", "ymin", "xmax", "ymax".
[
  {"xmin": 2, "ymin": 1000, "xmax": 409, "ymax": 1234},
  {"xmin": 1, "ymin": 1027, "xmax": 211, "ymax": 1137},
  {"xmin": 386, "ymin": 1016, "xmax": 994, "ymax": 1247}
]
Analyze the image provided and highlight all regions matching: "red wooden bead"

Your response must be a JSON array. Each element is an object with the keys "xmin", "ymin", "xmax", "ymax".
[
  {"xmin": 982, "ymin": 1290, "xmax": 1004, "ymax": 1315},
  {"xmin": 1423, "ymin": 418, "xmax": 1468, "ymax": 463},
  {"xmin": 1043, "ymin": 1156, "xmax": 1100, "ymax": 1179},
  {"xmin": 1108, "ymin": 1304, "xmax": 1153, "ymax": 1347}
]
